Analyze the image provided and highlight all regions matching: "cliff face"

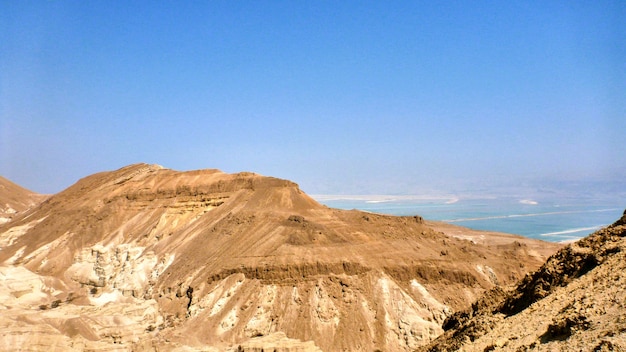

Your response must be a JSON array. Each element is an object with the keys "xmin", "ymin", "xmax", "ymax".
[
  {"xmin": 421, "ymin": 211, "xmax": 626, "ymax": 352},
  {"xmin": 0, "ymin": 164, "xmax": 559, "ymax": 351}
]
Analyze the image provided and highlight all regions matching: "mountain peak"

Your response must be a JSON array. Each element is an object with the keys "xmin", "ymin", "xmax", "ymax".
[
  {"xmin": 0, "ymin": 175, "xmax": 47, "ymax": 224},
  {"xmin": 0, "ymin": 165, "xmax": 561, "ymax": 351}
]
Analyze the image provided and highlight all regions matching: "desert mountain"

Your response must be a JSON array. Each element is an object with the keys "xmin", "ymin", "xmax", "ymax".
[
  {"xmin": 0, "ymin": 164, "xmax": 560, "ymax": 351},
  {"xmin": 0, "ymin": 175, "xmax": 47, "ymax": 224},
  {"xmin": 420, "ymin": 211, "xmax": 626, "ymax": 352}
]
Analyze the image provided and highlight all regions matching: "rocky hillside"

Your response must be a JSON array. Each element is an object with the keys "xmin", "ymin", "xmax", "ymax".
[
  {"xmin": 0, "ymin": 175, "xmax": 47, "ymax": 224},
  {"xmin": 419, "ymin": 210, "xmax": 626, "ymax": 352},
  {"xmin": 0, "ymin": 164, "xmax": 560, "ymax": 351}
]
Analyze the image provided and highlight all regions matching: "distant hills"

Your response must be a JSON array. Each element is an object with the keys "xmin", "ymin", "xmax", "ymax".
[{"xmin": 0, "ymin": 175, "xmax": 47, "ymax": 224}]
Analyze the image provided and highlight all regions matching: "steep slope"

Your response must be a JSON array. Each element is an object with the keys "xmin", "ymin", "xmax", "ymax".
[
  {"xmin": 0, "ymin": 175, "xmax": 47, "ymax": 224},
  {"xmin": 0, "ymin": 164, "xmax": 560, "ymax": 351},
  {"xmin": 420, "ymin": 210, "xmax": 626, "ymax": 352}
]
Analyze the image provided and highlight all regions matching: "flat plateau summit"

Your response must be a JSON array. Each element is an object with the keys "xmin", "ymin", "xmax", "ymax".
[{"xmin": 0, "ymin": 164, "xmax": 563, "ymax": 351}]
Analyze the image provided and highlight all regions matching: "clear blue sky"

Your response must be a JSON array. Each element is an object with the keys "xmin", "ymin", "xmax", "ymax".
[{"xmin": 1, "ymin": 1, "xmax": 625, "ymax": 195}]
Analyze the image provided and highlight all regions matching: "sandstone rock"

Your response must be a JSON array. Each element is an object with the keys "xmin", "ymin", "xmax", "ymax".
[
  {"xmin": 0, "ymin": 164, "xmax": 560, "ymax": 351},
  {"xmin": 235, "ymin": 332, "xmax": 322, "ymax": 352},
  {"xmin": 0, "ymin": 175, "xmax": 47, "ymax": 224},
  {"xmin": 420, "ymin": 211, "xmax": 626, "ymax": 351}
]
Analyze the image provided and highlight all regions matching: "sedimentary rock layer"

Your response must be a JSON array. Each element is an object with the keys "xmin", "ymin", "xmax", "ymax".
[{"xmin": 0, "ymin": 164, "xmax": 560, "ymax": 351}]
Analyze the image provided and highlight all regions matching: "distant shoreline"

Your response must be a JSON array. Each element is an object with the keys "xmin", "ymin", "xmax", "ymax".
[{"xmin": 314, "ymin": 196, "xmax": 623, "ymax": 243}]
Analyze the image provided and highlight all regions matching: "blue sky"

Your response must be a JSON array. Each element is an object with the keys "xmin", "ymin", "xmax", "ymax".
[{"xmin": 1, "ymin": 1, "xmax": 624, "ymax": 195}]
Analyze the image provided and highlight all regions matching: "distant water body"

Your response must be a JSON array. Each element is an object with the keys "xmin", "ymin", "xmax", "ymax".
[{"xmin": 314, "ymin": 195, "xmax": 624, "ymax": 243}]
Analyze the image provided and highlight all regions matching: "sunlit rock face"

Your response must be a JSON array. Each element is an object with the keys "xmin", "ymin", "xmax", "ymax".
[
  {"xmin": 420, "ymin": 212, "xmax": 626, "ymax": 352},
  {"xmin": 0, "ymin": 164, "xmax": 559, "ymax": 351},
  {"xmin": 0, "ymin": 175, "xmax": 47, "ymax": 225}
]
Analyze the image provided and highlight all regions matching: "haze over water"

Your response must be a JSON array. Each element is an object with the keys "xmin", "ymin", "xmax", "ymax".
[{"xmin": 316, "ymin": 195, "xmax": 624, "ymax": 243}]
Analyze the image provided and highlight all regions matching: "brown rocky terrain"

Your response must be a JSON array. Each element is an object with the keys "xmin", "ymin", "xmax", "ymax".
[
  {"xmin": 0, "ymin": 175, "xmax": 47, "ymax": 224},
  {"xmin": 419, "ymin": 210, "xmax": 626, "ymax": 352},
  {"xmin": 0, "ymin": 164, "xmax": 560, "ymax": 351}
]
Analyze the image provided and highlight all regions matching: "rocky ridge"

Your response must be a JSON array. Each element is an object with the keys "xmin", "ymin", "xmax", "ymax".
[
  {"xmin": 419, "ymin": 210, "xmax": 626, "ymax": 351},
  {"xmin": 0, "ymin": 164, "xmax": 560, "ymax": 351},
  {"xmin": 0, "ymin": 175, "xmax": 47, "ymax": 224}
]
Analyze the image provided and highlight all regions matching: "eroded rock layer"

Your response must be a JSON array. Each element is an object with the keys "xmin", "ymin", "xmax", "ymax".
[
  {"xmin": 0, "ymin": 164, "xmax": 559, "ymax": 351},
  {"xmin": 0, "ymin": 175, "xmax": 47, "ymax": 224},
  {"xmin": 420, "ymin": 211, "xmax": 626, "ymax": 352}
]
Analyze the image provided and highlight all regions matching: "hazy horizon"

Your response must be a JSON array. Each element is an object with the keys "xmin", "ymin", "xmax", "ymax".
[{"xmin": 2, "ymin": 2, "xmax": 624, "ymax": 196}]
